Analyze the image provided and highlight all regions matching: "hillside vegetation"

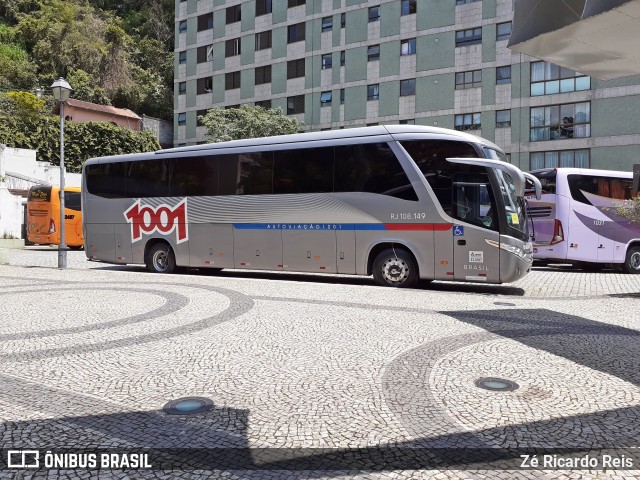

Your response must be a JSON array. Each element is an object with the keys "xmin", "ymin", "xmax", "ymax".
[{"xmin": 0, "ymin": 0, "xmax": 174, "ymax": 120}]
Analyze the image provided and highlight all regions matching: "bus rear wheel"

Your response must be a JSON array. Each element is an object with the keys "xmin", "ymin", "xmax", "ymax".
[
  {"xmin": 146, "ymin": 243, "xmax": 176, "ymax": 274},
  {"xmin": 623, "ymin": 246, "xmax": 640, "ymax": 274},
  {"xmin": 372, "ymin": 248, "xmax": 418, "ymax": 288}
]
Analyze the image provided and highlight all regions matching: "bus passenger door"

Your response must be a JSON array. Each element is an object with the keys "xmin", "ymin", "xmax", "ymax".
[
  {"xmin": 452, "ymin": 175, "xmax": 500, "ymax": 283},
  {"xmin": 282, "ymin": 227, "xmax": 337, "ymax": 273}
]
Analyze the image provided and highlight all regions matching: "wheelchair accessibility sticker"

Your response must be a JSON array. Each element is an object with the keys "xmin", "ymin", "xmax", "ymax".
[{"xmin": 453, "ymin": 225, "xmax": 465, "ymax": 236}]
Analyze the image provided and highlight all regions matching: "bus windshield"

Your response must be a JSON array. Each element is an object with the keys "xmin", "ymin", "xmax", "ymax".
[{"xmin": 495, "ymin": 169, "xmax": 527, "ymax": 236}]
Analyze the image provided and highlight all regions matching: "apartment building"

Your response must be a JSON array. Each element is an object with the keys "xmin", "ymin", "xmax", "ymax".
[{"xmin": 174, "ymin": 0, "xmax": 640, "ymax": 172}]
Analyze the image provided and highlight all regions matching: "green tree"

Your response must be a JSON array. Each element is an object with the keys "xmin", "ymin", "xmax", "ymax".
[
  {"xmin": 201, "ymin": 105, "xmax": 304, "ymax": 143},
  {"xmin": 66, "ymin": 68, "xmax": 111, "ymax": 105},
  {"xmin": 0, "ymin": 42, "xmax": 37, "ymax": 90}
]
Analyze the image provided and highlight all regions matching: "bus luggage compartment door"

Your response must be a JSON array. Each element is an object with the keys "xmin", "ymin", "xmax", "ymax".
[
  {"xmin": 85, "ymin": 223, "xmax": 115, "ymax": 262},
  {"xmin": 233, "ymin": 227, "xmax": 282, "ymax": 270},
  {"xmin": 282, "ymin": 228, "xmax": 337, "ymax": 273}
]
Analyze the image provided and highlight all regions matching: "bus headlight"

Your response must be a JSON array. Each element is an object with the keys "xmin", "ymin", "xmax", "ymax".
[{"xmin": 485, "ymin": 239, "xmax": 530, "ymax": 259}]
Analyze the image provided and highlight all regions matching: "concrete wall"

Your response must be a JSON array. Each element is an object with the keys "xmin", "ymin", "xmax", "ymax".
[{"xmin": 0, "ymin": 187, "xmax": 23, "ymax": 239}]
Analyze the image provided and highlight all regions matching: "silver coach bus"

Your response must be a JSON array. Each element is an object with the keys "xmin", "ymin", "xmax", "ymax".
[{"xmin": 82, "ymin": 126, "xmax": 535, "ymax": 287}]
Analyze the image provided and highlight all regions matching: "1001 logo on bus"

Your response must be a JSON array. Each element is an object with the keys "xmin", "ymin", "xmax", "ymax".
[{"xmin": 123, "ymin": 199, "xmax": 188, "ymax": 243}]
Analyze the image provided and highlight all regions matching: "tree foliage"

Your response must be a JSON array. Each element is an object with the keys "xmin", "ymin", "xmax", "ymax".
[
  {"xmin": 201, "ymin": 105, "xmax": 304, "ymax": 143},
  {"xmin": 0, "ymin": 0, "xmax": 174, "ymax": 119},
  {"xmin": 0, "ymin": 92, "xmax": 159, "ymax": 172}
]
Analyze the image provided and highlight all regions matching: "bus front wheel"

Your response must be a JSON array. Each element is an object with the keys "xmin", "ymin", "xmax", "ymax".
[
  {"xmin": 146, "ymin": 243, "xmax": 176, "ymax": 274},
  {"xmin": 623, "ymin": 246, "xmax": 640, "ymax": 274},
  {"xmin": 372, "ymin": 248, "xmax": 418, "ymax": 288}
]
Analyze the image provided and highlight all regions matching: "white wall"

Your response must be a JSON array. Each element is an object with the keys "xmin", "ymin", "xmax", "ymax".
[
  {"xmin": 0, "ymin": 187, "xmax": 23, "ymax": 238},
  {"xmin": 0, "ymin": 145, "xmax": 81, "ymax": 188},
  {"xmin": 0, "ymin": 145, "xmax": 82, "ymax": 241}
]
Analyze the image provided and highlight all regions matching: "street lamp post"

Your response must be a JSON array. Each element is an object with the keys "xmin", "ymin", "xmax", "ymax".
[{"xmin": 50, "ymin": 77, "xmax": 73, "ymax": 269}]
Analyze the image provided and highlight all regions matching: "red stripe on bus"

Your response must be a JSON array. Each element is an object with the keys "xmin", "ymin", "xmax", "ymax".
[{"xmin": 383, "ymin": 223, "xmax": 452, "ymax": 231}]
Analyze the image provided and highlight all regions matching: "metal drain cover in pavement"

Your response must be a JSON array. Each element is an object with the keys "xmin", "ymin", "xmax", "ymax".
[
  {"xmin": 474, "ymin": 377, "xmax": 519, "ymax": 392},
  {"xmin": 494, "ymin": 302, "xmax": 516, "ymax": 306},
  {"xmin": 163, "ymin": 397, "xmax": 214, "ymax": 415}
]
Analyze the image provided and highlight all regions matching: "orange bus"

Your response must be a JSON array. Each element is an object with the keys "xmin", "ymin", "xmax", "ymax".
[{"xmin": 27, "ymin": 185, "xmax": 83, "ymax": 249}]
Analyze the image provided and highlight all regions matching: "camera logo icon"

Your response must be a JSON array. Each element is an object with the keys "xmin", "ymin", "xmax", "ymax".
[{"xmin": 7, "ymin": 450, "xmax": 39, "ymax": 468}]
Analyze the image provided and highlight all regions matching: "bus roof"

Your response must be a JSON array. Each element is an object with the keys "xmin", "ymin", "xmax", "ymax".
[
  {"xmin": 84, "ymin": 125, "xmax": 503, "ymax": 165},
  {"xmin": 531, "ymin": 167, "xmax": 633, "ymax": 179}
]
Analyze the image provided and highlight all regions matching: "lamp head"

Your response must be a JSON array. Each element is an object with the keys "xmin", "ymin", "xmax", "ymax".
[{"xmin": 50, "ymin": 77, "xmax": 73, "ymax": 102}]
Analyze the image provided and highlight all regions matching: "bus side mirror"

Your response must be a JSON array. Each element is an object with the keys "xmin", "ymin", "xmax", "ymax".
[{"xmin": 523, "ymin": 173, "xmax": 542, "ymax": 200}]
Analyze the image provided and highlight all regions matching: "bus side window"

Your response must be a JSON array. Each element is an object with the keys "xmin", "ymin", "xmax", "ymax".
[
  {"xmin": 172, "ymin": 156, "xmax": 218, "ymax": 196},
  {"xmin": 86, "ymin": 162, "xmax": 130, "ymax": 198},
  {"xmin": 274, "ymin": 148, "xmax": 333, "ymax": 194},
  {"xmin": 400, "ymin": 139, "xmax": 479, "ymax": 213},
  {"xmin": 335, "ymin": 143, "xmax": 418, "ymax": 201}
]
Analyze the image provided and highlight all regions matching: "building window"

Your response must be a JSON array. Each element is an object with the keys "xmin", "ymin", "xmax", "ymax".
[
  {"xmin": 321, "ymin": 53, "xmax": 332, "ymax": 70},
  {"xmin": 367, "ymin": 84, "xmax": 379, "ymax": 101},
  {"xmin": 455, "ymin": 113, "xmax": 481, "ymax": 131},
  {"xmin": 496, "ymin": 65, "xmax": 511, "ymax": 85},
  {"xmin": 320, "ymin": 91, "xmax": 332, "ymax": 106},
  {"xmin": 455, "ymin": 27, "xmax": 482, "ymax": 47},
  {"xmin": 340, "ymin": 88, "xmax": 345, "ymax": 104},
  {"xmin": 255, "ymin": 31, "xmax": 272, "ymax": 50},
  {"xmin": 287, "ymin": 58, "xmax": 305, "ymax": 79},
  {"xmin": 367, "ymin": 45, "xmax": 380, "ymax": 61},
  {"xmin": 287, "ymin": 95, "xmax": 305, "ymax": 114},
  {"xmin": 179, "ymin": 20, "xmax": 187, "ymax": 33},
  {"xmin": 496, "ymin": 109, "xmax": 511, "ymax": 128},
  {"xmin": 401, "ymin": 0, "xmax": 416, "ymax": 15},
  {"xmin": 226, "ymin": 104, "xmax": 241, "ymax": 110},
  {"xmin": 455, "ymin": 70, "xmax": 482, "ymax": 89},
  {"xmin": 178, "ymin": 82, "xmax": 186, "ymax": 94},
  {"xmin": 226, "ymin": 5, "xmax": 241, "ymax": 24},
  {"xmin": 288, "ymin": 0, "xmax": 305, "ymax": 7},
  {"xmin": 225, "ymin": 71, "xmax": 241, "ymax": 90},
  {"xmin": 399, "ymin": 119, "xmax": 415, "ymax": 125},
  {"xmin": 530, "ymin": 61, "xmax": 591, "ymax": 96},
  {"xmin": 197, "ymin": 45, "xmax": 214, "ymax": 63},
  {"xmin": 256, "ymin": 0, "xmax": 272, "ymax": 16},
  {"xmin": 368, "ymin": 6, "xmax": 380, "ymax": 22},
  {"xmin": 401, "ymin": 38, "xmax": 416, "ymax": 56},
  {"xmin": 197, "ymin": 13, "xmax": 213, "ymax": 31},
  {"xmin": 197, "ymin": 110, "xmax": 208, "ymax": 127},
  {"xmin": 178, "ymin": 51, "xmax": 187, "ymax": 64},
  {"xmin": 197, "ymin": 77, "xmax": 213, "ymax": 95},
  {"xmin": 322, "ymin": 17, "xmax": 333, "ymax": 32},
  {"xmin": 225, "ymin": 38, "xmax": 241, "ymax": 57},
  {"xmin": 340, "ymin": 50, "xmax": 345, "ymax": 66},
  {"xmin": 400, "ymin": 79, "xmax": 416, "ymax": 96},
  {"xmin": 530, "ymin": 149, "xmax": 590, "ymax": 170},
  {"xmin": 178, "ymin": 112, "xmax": 186, "ymax": 125},
  {"xmin": 256, "ymin": 99, "xmax": 272, "ymax": 109},
  {"xmin": 341, "ymin": 13, "xmax": 346, "ymax": 28},
  {"xmin": 255, "ymin": 65, "xmax": 272, "ymax": 85},
  {"xmin": 456, "ymin": 0, "xmax": 480, "ymax": 4},
  {"xmin": 288, "ymin": 22, "xmax": 306, "ymax": 43},
  {"xmin": 497, "ymin": 22, "xmax": 512, "ymax": 41},
  {"xmin": 530, "ymin": 102, "xmax": 591, "ymax": 141}
]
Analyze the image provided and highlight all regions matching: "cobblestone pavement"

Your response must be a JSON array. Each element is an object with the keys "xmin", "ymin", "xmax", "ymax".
[{"xmin": 0, "ymin": 248, "xmax": 639, "ymax": 479}]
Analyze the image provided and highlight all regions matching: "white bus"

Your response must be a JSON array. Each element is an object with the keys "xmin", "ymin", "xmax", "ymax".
[
  {"xmin": 82, "ymin": 126, "xmax": 536, "ymax": 287},
  {"xmin": 528, "ymin": 168, "xmax": 639, "ymax": 273}
]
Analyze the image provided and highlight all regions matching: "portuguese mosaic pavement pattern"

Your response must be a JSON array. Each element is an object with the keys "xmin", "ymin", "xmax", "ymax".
[{"xmin": 0, "ymin": 248, "xmax": 638, "ymax": 479}]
